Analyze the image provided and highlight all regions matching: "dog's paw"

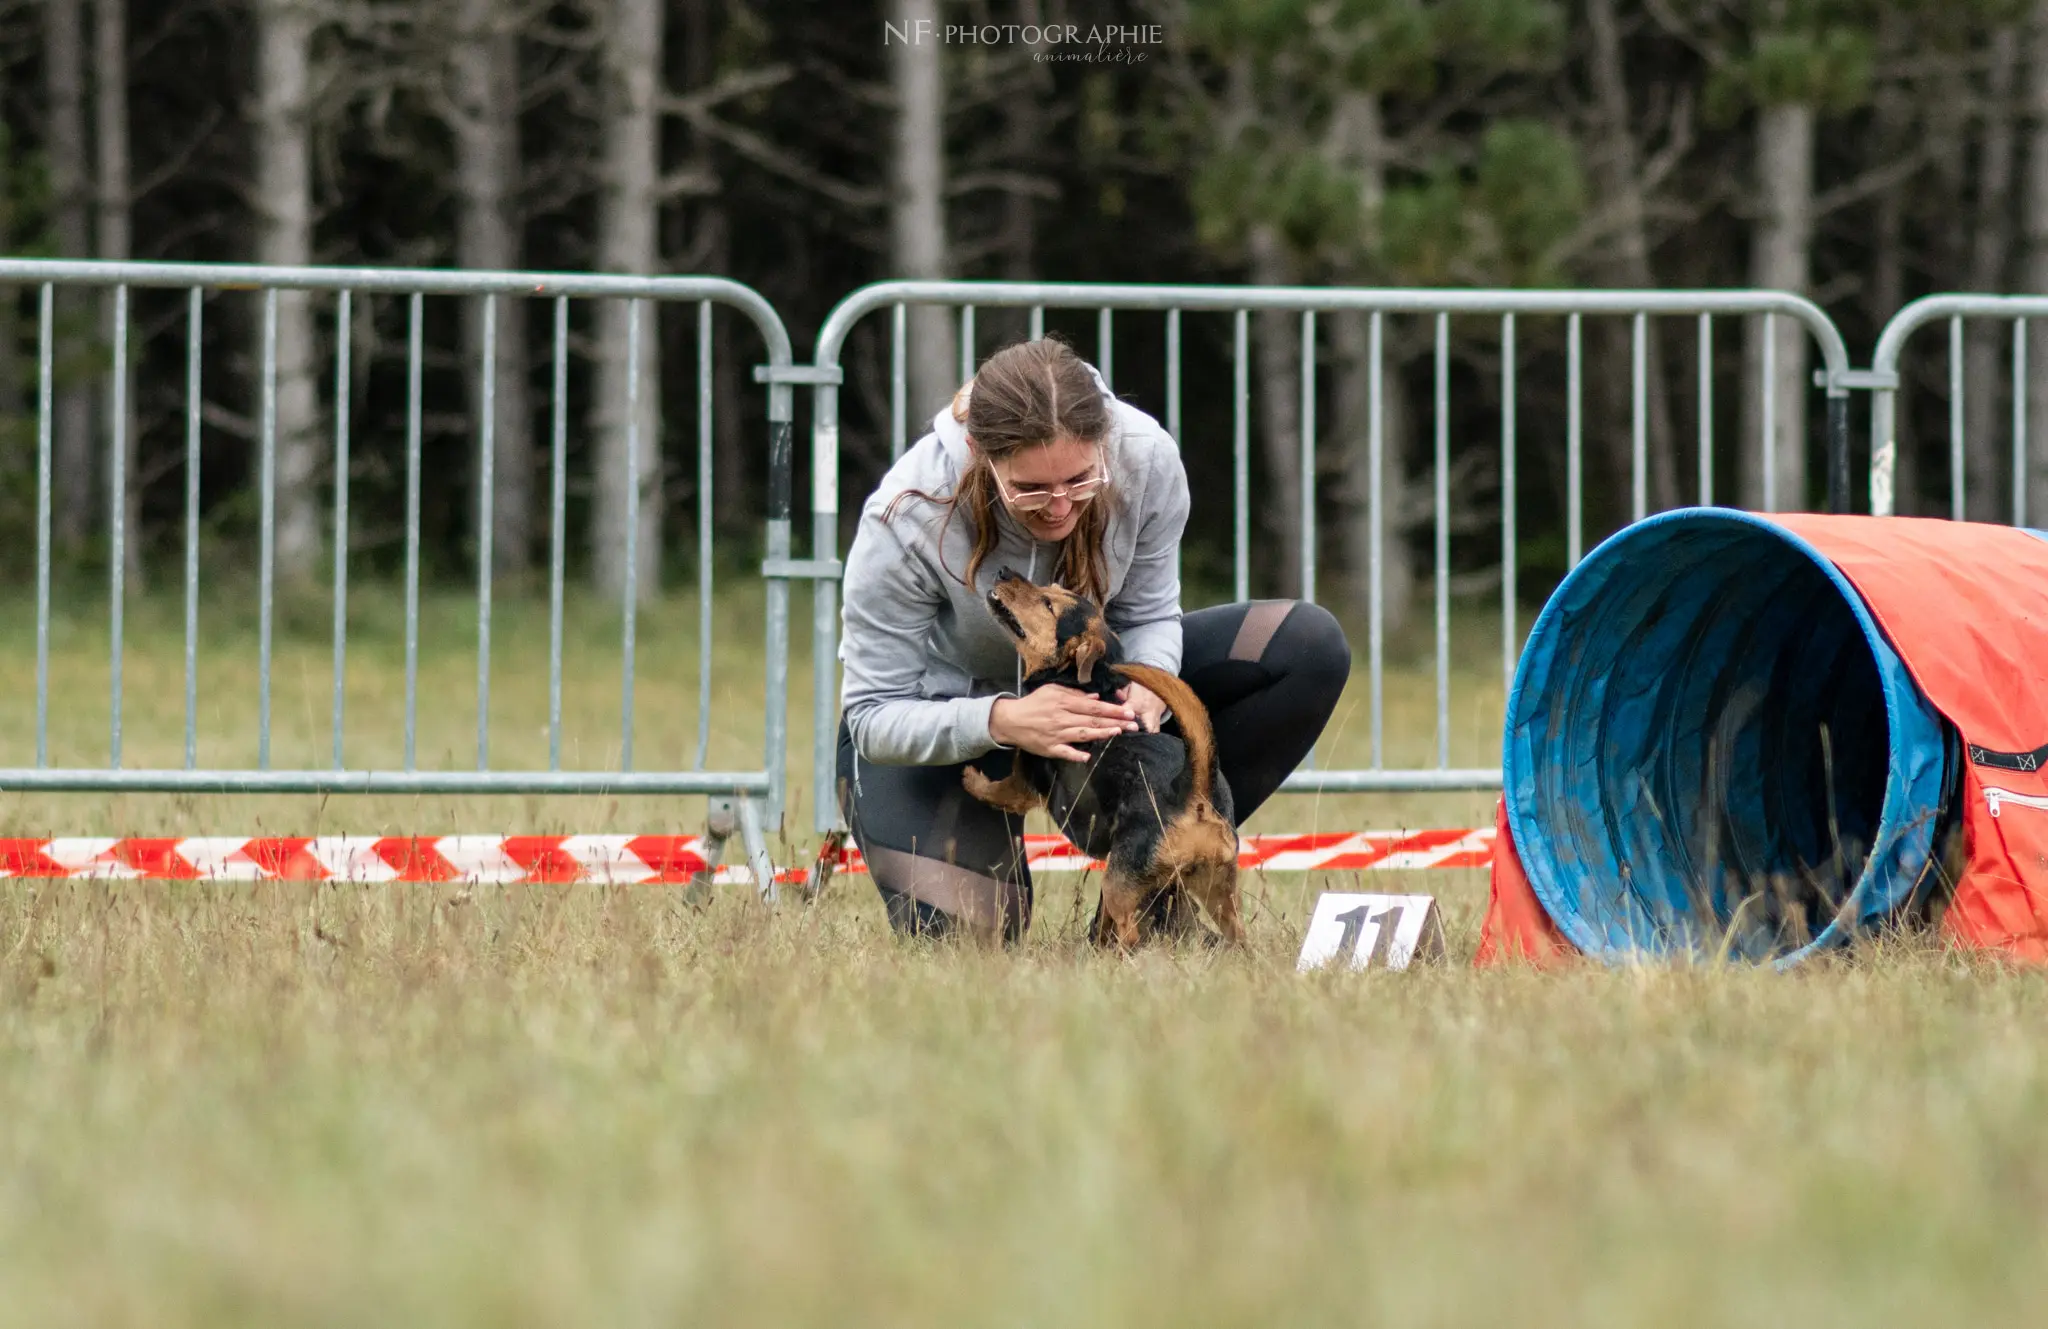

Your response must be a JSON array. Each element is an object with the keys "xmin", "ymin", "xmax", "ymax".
[{"xmin": 962, "ymin": 766, "xmax": 998, "ymax": 801}]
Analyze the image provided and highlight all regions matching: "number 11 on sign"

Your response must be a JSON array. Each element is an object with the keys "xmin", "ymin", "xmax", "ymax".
[{"xmin": 1296, "ymin": 893, "xmax": 1447, "ymax": 972}]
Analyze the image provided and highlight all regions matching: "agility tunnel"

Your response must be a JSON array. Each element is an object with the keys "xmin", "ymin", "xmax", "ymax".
[{"xmin": 1482, "ymin": 512, "xmax": 2048, "ymax": 967}]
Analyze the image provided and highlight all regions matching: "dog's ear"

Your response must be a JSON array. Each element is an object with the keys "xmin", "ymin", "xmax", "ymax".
[{"xmin": 1066, "ymin": 621, "xmax": 1108, "ymax": 684}]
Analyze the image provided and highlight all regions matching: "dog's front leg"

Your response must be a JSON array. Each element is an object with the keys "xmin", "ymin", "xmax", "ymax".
[
  {"xmin": 962, "ymin": 764, "xmax": 1043, "ymax": 815},
  {"xmin": 1092, "ymin": 871, "xmax": 1147, "ymax": 950}
]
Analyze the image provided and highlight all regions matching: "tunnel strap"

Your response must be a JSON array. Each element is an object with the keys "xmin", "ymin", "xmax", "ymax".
[{"xmin": 1969, "ymin": 741, "xmax": 2048, "ymax": 773}]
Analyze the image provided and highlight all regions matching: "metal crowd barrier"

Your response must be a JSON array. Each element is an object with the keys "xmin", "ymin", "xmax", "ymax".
[
  {"xmin": 5, "ymin": 262, "xmax": 1899, "ymax": 855},
  {"xmin": 802, "ymin": 281, "xmax": 1857, "ymax": 831},
  {"xmin": 0, "ymin": 258, "xmax": 799, "ymax": 897}
]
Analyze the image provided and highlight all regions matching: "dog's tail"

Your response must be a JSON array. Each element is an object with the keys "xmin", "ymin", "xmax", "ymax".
[{"xmin": 1113, "ymin": 663, "xmax": 1220, "ymax": 808}]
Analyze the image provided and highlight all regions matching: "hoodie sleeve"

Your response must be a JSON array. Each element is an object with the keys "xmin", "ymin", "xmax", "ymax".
[
  {"xmin": 839, "ymin": 504, "xmax": 1008, "ymax": 766},
  {"xmin": 1105, "ymin": 426, "xmax": 1189, "ymax": 673}
]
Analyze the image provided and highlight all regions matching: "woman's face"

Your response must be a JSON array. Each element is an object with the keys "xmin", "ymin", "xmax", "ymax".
[{"xmin": 986, "ymin": 436, "xmax": 1102, "ymax": 542}]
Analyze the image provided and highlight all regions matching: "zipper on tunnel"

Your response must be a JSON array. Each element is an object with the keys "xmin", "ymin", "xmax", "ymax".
[{"xmin": 1985, "ymin": 787, "xmax": 2048, "ymax": 818}]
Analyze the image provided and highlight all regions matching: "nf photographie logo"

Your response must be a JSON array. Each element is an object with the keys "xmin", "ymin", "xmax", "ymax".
[{"xmin": 883, "ymin": 20, "xmax": 1164, "ymax": 62}]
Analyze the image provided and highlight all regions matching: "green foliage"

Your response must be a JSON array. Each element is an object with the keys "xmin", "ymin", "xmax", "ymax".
[
  {"xmin": 1431, "ymin": 0, "xmax": 1567, "ymax": 71},
  {"xmin": 1381, "ymin": 168, "xmax": 1471, "ymax": 283},
  {"xmin": 1187, "ymin": 0, "xmax": 1437, "ymax": 93},
  {"xmin": 1331, "ymin": 0, "xmax": 1440, "ymax": 98},
  {"xmin": 1190, "ymin": 146, "xmax": 1364, "ymax": 259},
  {"xmin": 1696, "ymin": 3, "xmax": 1879, "ymax": 121},
  {"xmin": 1745, "ymin": 26, "xmax": 1874, "ymax": 111},
  {"xmin": 1471, "ymin": 119, "xmax": 1585, "ymax": 283},
  {"xmin": 1374, "ymin": 121, "xmax": 1584, "ymax": 284},
  {"xmin": 1176, "ymin": 0, "xmax": 1577, "ymax": 283}
]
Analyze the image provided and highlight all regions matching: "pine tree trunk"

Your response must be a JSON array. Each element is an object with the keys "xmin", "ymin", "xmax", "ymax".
[
  {"xmin": 451, "ymin": 0, "xmax": 535, "ymax": 582},
  {"xmin": 44, "ymin": 0, "xmax": 93, "ymax": 551},
  {"xmin": 890, "ymin": 0, "xmax": 954, "ymax": 421},
  {"xmin": 1000, "ymin": 0, "xmax": 1044, "ymax": 283},
  {"xmin": 676, "ymin": 0, "xmax": 746, "ymax": 536},
  {"xmin": 1740, "ymin": 102, "xmax": 1814, "ymax": 512},
  {"xmin": 592, "ymin": 0, "xmax": 663, "ymax": 599},
  {"xmin": 1248, "ymin": 223, "xmax": 1304, "ymax": 597},
  {"xmin": 1332, "ymin": 308, "xmax": 1414, "ymax": 637},
  {"xmin": 1967, "ymin": 27, "xmax": 2019, "ymax": 524},
  {"xmin": 1872, "ymin": 178, "xmax": 1916, "ymax": 518},
  {"xmin": 1329, "ymin": 90, "xmax": 1413, "ymax": 633},
  {"xmin": 0, "ymin": 58, "xmax": 21, "ymax": 435},
  {"xmin": 94, "ymin": 0, "xmax": 140, "ymax": 583},
  {"xmin": 1585, "ymin": 0, "xmax": 1679, "ymax": 516},
  {"xmin": 2023, "ymin": 4, "xmax": 2048, "ymax": 524},
  {"xmin": 252, "ymin": 0, "xmax": 323, "ymax": 584},
  {"xmin": 1872, "ymin": 16, "xmax": 1915, "ymax": 516}
]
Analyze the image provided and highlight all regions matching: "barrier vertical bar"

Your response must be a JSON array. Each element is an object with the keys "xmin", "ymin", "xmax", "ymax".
[
  {"xmin": 1762, "ymin": 313, "xmax": 1777, "ymax": 512},
  {"xmin": 1299, "ymin": 310, "xmax": 1316, "ymax": 604},
  {"xmin": 811, "ymin": 359, "xmax": 840, "ymax": 834},
  {"xmin": 959, "ymin": 304, "xmax": 974, "ymax": 383},
  {"xmin": 1098, "ymin": 307, "xmax": 1113, "ymax": 389},
  {"xmin": 1434, "ymin": 312, "xmax": 1450, "ymax": 770},
  {"xmin": 1167, "ymin": 307, "xmax": 1182, "ymax": 587},
  {"xmin": 891, "ymin": 302, "xmax": 907, "ymax": 459},
  {"xmin": 1233, "ymin": 309, "xmax": 1249, "ymax": 603},
  {"xmin": 1631, "ymin": 312, "xmax": 1647, "ymax": 521},
  {"xmin": 1501, "ymin": 313, "xmax": 1517, "ymax": 695},
  {"xmin": 2015, "ymin": 319, "xmax": 2029, "ymax": 527},
  {"xmin": 1952, "ymin": 317, "xmax": 1966, "ymax": 521},
  {"xmin": 812, "ymin": 363, "xmax": 844, "ymax": 834},
  {"xmin": 548, "ymin": 296, "xmax": 568, "ymax": 770},
  {"xmin": 1567, "ymin": 313, "xmax": 1583, "ymax": 567},
  {"xmin": 1368, "ymin": 310, "xmax": 1384, "ymax": 770},
  {"xmin": 1826, "ymin": 393, "xmax": 1851, "ymax": 516},
  {"xmin": 404, "ymin": 291, "xmax": 423, "ymax": 771},
  {"xmin": 110, "ymin": 284, "xmax": 128, "ymax": 769},
  {"xmin": 1030, "ymin": 305, "xmax": 1044, "ymax": 340},
  {"xmin": 35, "ymin": 284, "xmax": 51, "ymax": 769},
  {"xmin": 696, "ymin": 300, "xmax": 713, "ymax": 771},
  {"xmin": 621, "ymin": 298, "xmax": 641, "ymax": 773},
  {"xmin": 475, "ymin": 295, "xmax": 496, "ymax": 771},
  {"xmin": 258, "ymin": 286, "xmax": 277, "ymax": 771},
  {"xmin": 332, "ymin": 291, "xmax": 350, "ymax": 769},
  {"xmin": 184, "ymin": 289, "xmax": 202, "ymax": 770},
  {"xmin": 1165, "ymin": 308, "xmax": 1181, "ymax": 442},
  {"xmin": 764, "ymin": 368, "xmax": 796, "ymax": 840},
  {"xmin": 1698, "ymin": 314, "xmax": 1713, "ymax": 505}
]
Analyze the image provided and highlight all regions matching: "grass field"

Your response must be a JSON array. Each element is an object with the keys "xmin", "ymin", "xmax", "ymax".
[{"xmin": 2, "ymin": 585, "xmax": 2045, "ymax": 1326}]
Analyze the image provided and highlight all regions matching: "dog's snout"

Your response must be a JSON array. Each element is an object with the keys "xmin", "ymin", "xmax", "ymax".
[{"xmin": 995, "ymin": 566, "xmax": 1020, "ymax": 583}]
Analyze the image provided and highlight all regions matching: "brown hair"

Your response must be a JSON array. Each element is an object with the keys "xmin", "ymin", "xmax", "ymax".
[{"xmin": 889, "ymin": 336, "xmax": 1116, "ymax": 603}]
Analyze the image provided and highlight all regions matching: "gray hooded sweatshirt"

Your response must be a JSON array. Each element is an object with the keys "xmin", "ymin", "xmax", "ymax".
[{"xmin": 839, "ymin": 367, "xmax": 1190, "ymax": 766}]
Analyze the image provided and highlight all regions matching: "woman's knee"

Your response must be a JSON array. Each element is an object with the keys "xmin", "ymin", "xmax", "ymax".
[
  {"xmin": 865, "ymin": 847, "xmax": 1032, "ymax": 943},
  {"xmin": 878, "ymin": 883, "xmax": 958, "ymax": 939},
  {"xmin": 1278, "ymin": 600, "xmax": 1353, "ymax": 686}
]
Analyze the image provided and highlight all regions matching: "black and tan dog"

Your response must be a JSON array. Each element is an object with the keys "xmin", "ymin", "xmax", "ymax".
[{"xmin": 963, "ymin": 568, "xmax": 1243, "ymax": 948}]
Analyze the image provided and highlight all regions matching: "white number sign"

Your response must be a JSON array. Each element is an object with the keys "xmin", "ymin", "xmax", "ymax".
[{"xmin": 1296, "ymin": 892, "xmax": 1446, "ymax": 972}]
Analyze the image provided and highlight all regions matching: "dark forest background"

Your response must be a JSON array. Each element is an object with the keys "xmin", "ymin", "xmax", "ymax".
[{"xmin": 2, "ymin": 0, "xmax": 2043, "ymax": 623}]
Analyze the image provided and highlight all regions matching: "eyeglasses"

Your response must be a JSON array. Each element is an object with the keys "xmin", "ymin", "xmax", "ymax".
[{"xmin": 990, "ymin": 465, "xmax": 1107, "ymax": 512}]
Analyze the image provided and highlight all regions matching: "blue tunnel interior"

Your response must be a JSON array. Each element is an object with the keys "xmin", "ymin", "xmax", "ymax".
[{"xmin": 1504, "ymin": 510, "xmax": 1956, "ymax": 966}]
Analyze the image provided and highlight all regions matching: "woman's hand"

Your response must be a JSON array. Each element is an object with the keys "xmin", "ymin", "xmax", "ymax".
[
  {"xmin": 1117, "ymin": 681, "xmax": 1169, "ymax": 735},
  {"xmin": 990, "ymin": 688, "xmax": 1135, "ymax": 763}
]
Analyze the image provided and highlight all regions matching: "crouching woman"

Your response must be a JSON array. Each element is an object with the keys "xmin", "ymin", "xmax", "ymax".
[{"xmin": 837, "ymin": 336, "xmax": 1350, "ymax": 942}]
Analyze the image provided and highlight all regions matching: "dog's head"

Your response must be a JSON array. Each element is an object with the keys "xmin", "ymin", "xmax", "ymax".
[{"xmin": 986, "ymin": 567, "xmax": 1114, "ymax": 685}]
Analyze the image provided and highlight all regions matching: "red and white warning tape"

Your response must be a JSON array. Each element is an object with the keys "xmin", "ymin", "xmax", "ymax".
[{"xmin": 0, "ymin": 828, "xmax": 1494, "ymax": 887}]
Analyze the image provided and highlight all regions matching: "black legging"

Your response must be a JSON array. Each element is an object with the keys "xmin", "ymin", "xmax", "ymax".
[{"xmin": 836, "ymin": 599, "xmax": 1351, "ymax": 940}]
